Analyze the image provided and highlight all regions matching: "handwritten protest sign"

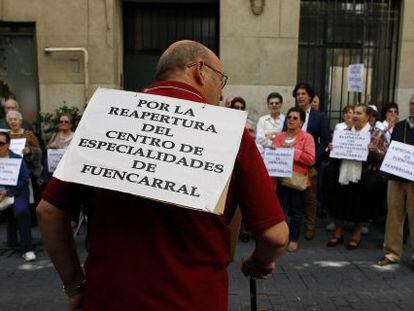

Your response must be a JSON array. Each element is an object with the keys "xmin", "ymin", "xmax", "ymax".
[
  {"xmin": 54, "ymin": 88, "xmax": 247, "ymax": 214},
  {"xmin": 380, "ymin": 141, "xmax": 414, "ymax": 182},
  {"xmin": 347, "ymin": 64, "xmax": 364, "ymax": 93},
  {"xmin": 330, "ymin": 130, "xmax": 370, "ymax": 161},
  {"xmin": 47, "ymin": 149, "xmax": 66, "ymax": 173},
  {"xmin": 10, "ymin": 138, "xmax": 26, "ymax": 156},
  {"xmin": 0, "ymin": 158, "xmax": 22, "ymax": 186},
  {"xmin": 263, "ymin": 148, "xmax": 294, "ymax": 177}
]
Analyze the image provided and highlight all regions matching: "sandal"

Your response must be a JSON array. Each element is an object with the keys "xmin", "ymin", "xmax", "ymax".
[
  {"xmin": 346, "ymin": 239, "xmax": 361, "ymax": 250},
  {"xmin": 326, "ymin": 236, "xmax": 343, "ymax": 247},
  {"xmin": 377, "ymin": 257, "xmax": 397, "ymax": 266}
]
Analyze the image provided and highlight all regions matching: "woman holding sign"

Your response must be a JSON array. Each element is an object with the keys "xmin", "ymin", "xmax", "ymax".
[
  {"xmin": 273, "ymin": 107, "xmax": 315, "ymax": 252},
  {"xmin": 46, "ymin": 114, "xmax": 74, "ymax": 150},
  {"xmin": 327, "ymin": 104, "xmax": 386, "ymax": 250},
  {"xmin": 0, "ymin": 131, "xmax": 36, "ymax": 261},
  {"xmin": 7, "ymin": 111, "xmax": 43, "ymax": 211}
]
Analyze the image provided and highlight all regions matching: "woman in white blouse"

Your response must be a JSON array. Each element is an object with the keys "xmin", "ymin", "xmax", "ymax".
[{"xmin": 256, "ymin": 92, "xmax": 285, "ymax": 148}]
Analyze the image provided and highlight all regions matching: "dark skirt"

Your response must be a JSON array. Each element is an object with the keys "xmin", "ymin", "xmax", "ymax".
[{"xmin": 330, "ymin": 172, "xmax": 371, "ymax": 223}]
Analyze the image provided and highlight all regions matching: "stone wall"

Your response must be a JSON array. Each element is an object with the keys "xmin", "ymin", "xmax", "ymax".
[
  {"xmin": 220, "ymin": 0, "xmax": 300, "ymax": 121},
  {"xmin": 0, "ymin": 0, "xmax": 122, "ymax": 113}
]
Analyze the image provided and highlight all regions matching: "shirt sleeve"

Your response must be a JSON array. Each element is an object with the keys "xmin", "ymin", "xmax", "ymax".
[
  {"xmin": 255, "ymin": 117, "xmax": 267, "ymax": 147},
  {"xmin": 233, "ymin": 130, "xmax": 285, "ymax": 232},
  {"xmin": 42, "ymin": 177, "xmax": 90, "ymax": 211}
]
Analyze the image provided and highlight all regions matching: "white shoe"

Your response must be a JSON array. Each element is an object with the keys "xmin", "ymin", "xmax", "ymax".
[
  {"xmin": 287, "ymin": 242, "xmax": 299, "ymax": 252},
  {"xmin": 325, "ymin": 222, "xmax": 335, "ymax": 231},
  {"xmin": 361, "ymin": 225, "xmax": 369, "ymax": 235},
  {"xmin": 22, "ymin": 251, "xmax": 36, "ymax": 262}
]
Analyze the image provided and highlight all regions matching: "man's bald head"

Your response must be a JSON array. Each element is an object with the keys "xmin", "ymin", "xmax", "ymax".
[
  {"xmin": 155, "ymin": 40, "xmax": 213, "ymax": 81},
  {"xmin": 3, "ymin": 98, "xmax": 19, "ymax": 113}
]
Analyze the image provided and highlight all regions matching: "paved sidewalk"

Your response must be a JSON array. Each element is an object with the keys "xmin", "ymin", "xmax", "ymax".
[
  {"xmin": 1, "ymin": 223, "xmax": 413, "ymax": 310},
  {"xmin": 228, "ymin": 225, "xmax": 414, "ymax": 311}
]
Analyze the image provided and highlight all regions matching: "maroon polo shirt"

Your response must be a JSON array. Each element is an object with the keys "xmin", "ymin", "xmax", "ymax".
[{"xmin": 42, "ymin": 81, "xmax": 284, "ymax": 310}]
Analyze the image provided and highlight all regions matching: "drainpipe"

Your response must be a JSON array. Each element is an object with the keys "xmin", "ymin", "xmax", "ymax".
[{"xmin": 44, "ymin": 47, "xmax": 89, "ymax": 104}]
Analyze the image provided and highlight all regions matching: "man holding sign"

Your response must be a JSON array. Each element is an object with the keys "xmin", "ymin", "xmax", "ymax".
[
  {"xmin": 378, "ymin": 95, "xmax": 414, "ymax": 268},
  {"xmin": 37, "ymin": 40, "xmax": 288, "ymax": 310}
]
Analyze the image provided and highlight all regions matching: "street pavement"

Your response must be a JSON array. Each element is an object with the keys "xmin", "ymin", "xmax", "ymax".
[{"xmin": 1, "ymin": 222, "xmax": 413, "ymax": 310}]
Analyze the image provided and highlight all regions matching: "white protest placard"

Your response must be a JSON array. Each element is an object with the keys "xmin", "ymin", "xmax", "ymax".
[
  {"xmin": 47, "ymin": 149, "xmax": 66, "ymax": 173},
  {"xmin": 347, "ymin": 64, "xmax": 364, "ymax": 93},
  {"xmin": 380, "ymin": 141, "xmax": 414, "ymax": 182},
  {"xmin": 54, "ymin": 88, "xmax": 247, "ymax": 214},
  {"xmin": 263, "ymin": 147, "xmax": 294, "ymax": 177},
  {"xmin": 0, "ymin": 158, "xmax": 22, "ymax": 186},
  {"xmin": 330, "ymin": 130, "xmax": 370, "ymax": 161},
  {"xmin": 10, "ymin": 138, "xmax": 26, "ymax": 156}
]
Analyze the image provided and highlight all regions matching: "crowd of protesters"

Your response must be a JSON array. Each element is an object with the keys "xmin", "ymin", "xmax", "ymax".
[
  {"xmin": 0, "ymin": 99, "xmax": 75, "ymax": 261},
  {"xmin": 1, "ymin": 81, "xmax": 413, "ymax": 271},
  {"xmin": 227, "ymin": 83, "xmax": 414, "ymax": 269}
]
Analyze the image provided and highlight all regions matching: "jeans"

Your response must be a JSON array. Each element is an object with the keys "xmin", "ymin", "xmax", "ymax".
[
  {"xmin": 11, "ymin": 196, "xmax": 33, "ymax": 253},
  {"xmin": 280, "ymin": 186, "xmax": 305, "ymax": 242}
]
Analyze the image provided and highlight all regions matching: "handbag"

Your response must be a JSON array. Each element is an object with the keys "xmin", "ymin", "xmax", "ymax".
[
  {"xmin": 0, "ymin": 196, "xmax": 14, "ymax": 211},
  {"xmin": 282, "ymin": 172, "xmax": 308, "ymax": 191}
]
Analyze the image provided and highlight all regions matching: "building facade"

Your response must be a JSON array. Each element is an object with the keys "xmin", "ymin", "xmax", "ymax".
[{"xmin": 0, "ymin": 0, "xmax": 413, "ymax": 125}]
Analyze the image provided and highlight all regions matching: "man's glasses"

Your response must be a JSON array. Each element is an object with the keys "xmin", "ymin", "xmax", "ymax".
[
  {"xmin": 287, "ymin": 115, "xmax": 299, "ymax": 120},
  {"xmin": 269, "ymin": 101, "xmax": 281, "ymax": 106},
  {"xmin": 187, "ymin": 62, "xmax": 228, "ymax": 89},
  {"xmin": 59, "ymin": 120, "xmax": 70, "ymax": 124},
  {"xmin": 0, "ymin": 141, "xmax": 7, "ymax": 147}
]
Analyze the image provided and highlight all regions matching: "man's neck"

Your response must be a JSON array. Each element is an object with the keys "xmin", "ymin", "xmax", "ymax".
[
  {"xmin": 301, "ymin": 104, "xmax": 311, "ymax": 112},
  {"xmin": 270, "ymin": 112, "xmax": 280, "ymax": 119}
]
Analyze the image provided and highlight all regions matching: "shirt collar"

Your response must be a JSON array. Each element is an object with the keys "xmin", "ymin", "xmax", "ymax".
[
  {"xmin": 407, "ymin": 117, "xmax": 414, "ymax": 129},
  {"xmin": 145, "ymin": 81, "xmax": 207, "ymax": 103}
]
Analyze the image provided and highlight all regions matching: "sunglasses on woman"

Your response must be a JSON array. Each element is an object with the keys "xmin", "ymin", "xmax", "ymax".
[
  {"xmin": 287, "ymin": 115, "xmax": 299, "ymax": 120},
  {"xmin": 59, "ymin": 120, "xmax": 70, "ymax": 124}
]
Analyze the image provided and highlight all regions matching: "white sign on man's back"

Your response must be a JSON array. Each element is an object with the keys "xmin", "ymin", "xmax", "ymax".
[
  {"xmin": 0, "ymin": 158, "xmax": 22, "ymax": 186},
  {"xmin": 330, "ymin": 130, "xmax": 370, "ymax": 161},
  {"xmin": 10, "ymin": 138, "xmax": 26, "ymax": 156},
  {"xmin": 263, "ymin": 147, "xmax": 294, "ymax": 177},
  {"xmin": 380, "ymin": 141, "xmax": 414, "ymax": 182},
  {"xmin": 54, "ymin": 88, "xmax": 247, "ymax": 215},
  {"xmin": 348, "ymin": 64, "xmax": 364, "ymax": 93}
]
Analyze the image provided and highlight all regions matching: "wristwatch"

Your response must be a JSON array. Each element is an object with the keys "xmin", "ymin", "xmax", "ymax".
[{"xmin": 63, "ymin": 279, "xmax": 86, "ymax": 297}]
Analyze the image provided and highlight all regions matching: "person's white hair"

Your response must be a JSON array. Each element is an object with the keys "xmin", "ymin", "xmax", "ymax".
[
  {"xmin": 6, "ymin": 110, "xmax": 23, "ymax": 122},
  {"xmin": 3, "ymin": 98, "xmax": 19, "ymax": 109}
]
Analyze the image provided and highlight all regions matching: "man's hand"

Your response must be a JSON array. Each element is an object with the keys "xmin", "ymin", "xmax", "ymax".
[
  {"xmin": 0, "ymin": 190, "xmax": 6, "ymax": 202},
  {"xmin": 241, "ymin": 253, "xmax": 275, "ymax": 280},
  {"xmin": 68, "ymin": 293, "xmax": 85, "ymax": 311},
  {"xmin": 22, "ymin": 147, "xmax": 30, "ymax": 155}
]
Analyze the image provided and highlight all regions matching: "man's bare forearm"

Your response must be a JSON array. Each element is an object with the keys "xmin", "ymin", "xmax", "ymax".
[
  {"xmin": 37, "ymin": 199, "xmax": 85, "ymax": 288},
  {"xmin": 252, "ymin": 221, "xmax": 289, "ymax": 265}
]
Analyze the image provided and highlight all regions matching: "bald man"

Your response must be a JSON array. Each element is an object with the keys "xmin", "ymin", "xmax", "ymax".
[
  {"xmin": 37, "ymin": 40, "xmax": 288, "ymax": 311},
  {"xmin": 0, "ymin": 98, "xmax": 33, "ymax": 131}
]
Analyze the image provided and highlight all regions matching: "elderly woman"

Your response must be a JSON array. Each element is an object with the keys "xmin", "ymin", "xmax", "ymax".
[
  {"xmin": 0, "ymin": 131, "xmax": 36, "ymax": 261},
  {"xmin": 7, "ymin": 111, "xmax": 42, "ymax": 205},
  {"xmin": 325, "ymin": 105, "xmax": 354, "ymax": 231},
  {"xmin": 229, "ymin": 96, "xmax": 246, "ymax": 111},
  {"xmin": 273, "ymin": 107, "xmax": 315, "ymax": 252},
  {"xmin": 256, "ymin": 92, "xmax": 285, "ymax": 148},
  {"xmin": 327, "ymin": 104, "xmax": 386, "ymax": 249},
  {"xmin": 380, "ymin": 102, "xmax": 399, "ymax": 145},
  {"xmin": 46, "ymin": 114, "xmax": 74, "ymax": 150}
]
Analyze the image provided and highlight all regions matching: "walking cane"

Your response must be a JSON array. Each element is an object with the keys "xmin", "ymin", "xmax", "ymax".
[{"xmin": 250, "ymin": 278, "xmax": 257, "ymax": 311}]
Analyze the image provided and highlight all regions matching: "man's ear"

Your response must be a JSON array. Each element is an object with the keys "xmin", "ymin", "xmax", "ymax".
[{"xmin": 193, "ymin": 60, "xmax": 206, "ymax": 87}]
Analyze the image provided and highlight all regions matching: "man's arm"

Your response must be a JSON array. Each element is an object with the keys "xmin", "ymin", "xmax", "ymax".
[
  {"xmin": 36, "ymin": 199, "xmax": 85, "ymax": 308},
  {"xmin": 242, "ymin": 221, "xmax": 289, "ymax": 279}
]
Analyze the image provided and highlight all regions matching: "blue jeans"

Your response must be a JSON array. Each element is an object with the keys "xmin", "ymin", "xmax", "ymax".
[
  {"xmin": 12, "ymin": 196, "xmax": 33, "ymax": 253},
  {"xmin": 279, "ymin": 186, "xmax": 305, "ymax": 242}
]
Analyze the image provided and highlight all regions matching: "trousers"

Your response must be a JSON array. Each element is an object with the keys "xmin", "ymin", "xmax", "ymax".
[{"xmin": 383, "ymin": 180, "xmax": 414, "ymax": 262}]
